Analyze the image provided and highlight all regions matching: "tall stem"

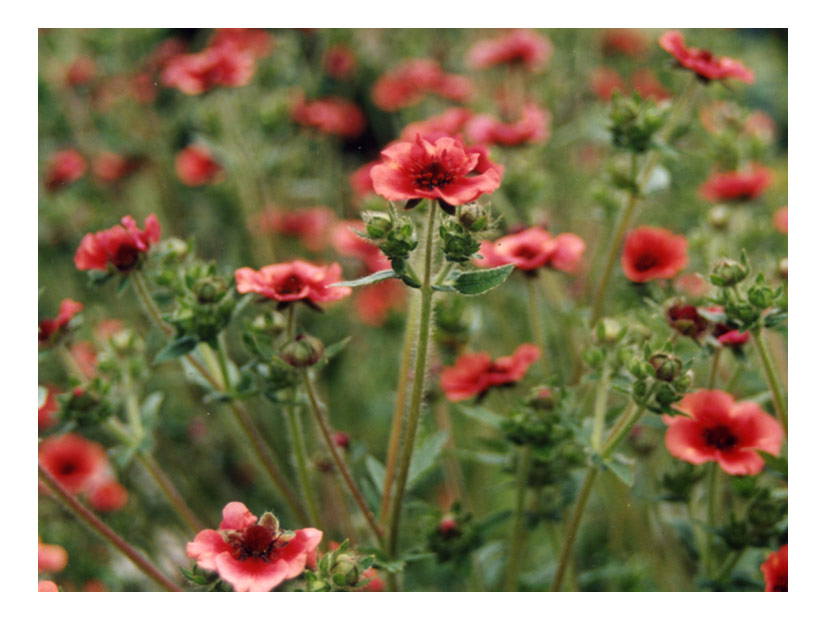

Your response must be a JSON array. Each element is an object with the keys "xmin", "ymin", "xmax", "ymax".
[
  {"xmin": 387, "ymin": 201, "xmax": 438, "ymax": 559},
  {"xmin": 504, "ymin": 446, "xmax": 531, "ymax": 591},
  {"xmin": 591, "ymin": 362, "xmax": 612, "ymax": 450},
  {"xmin": 704, "ymin": 463, "xmax": 718, "ymax": 575},
  {"xmin": 302, "ymin": 369, "xmax": 384, "ymax": 543},
  {"xmin": 380, "ymin": 297, "xmax": 417, "ymax": 524},
  {"xmin": 137, "ymin": 453, "xmax": 206, "ymax": 534},
  {"xmin": 752, "ymin": 328, "xmax": 788, "ymax": 435},
  {"xmin": 526, "ymin": 277, "xmax": 551, "ymax": 377},
  {"xmin": 708, "ymin": 348, "xmax": 722, "ymax": 390},
  {"xmin": 285, "ymin": 402, "xmax": 323, "ymax": 529},
  {"xmin": 39, "ymin": 462, "xmax": 182, "ymax": 592}
]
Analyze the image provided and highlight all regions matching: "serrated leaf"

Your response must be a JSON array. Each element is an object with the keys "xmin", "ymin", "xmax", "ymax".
[
  {"xmin": 407, "ymin": 430, "xmax": 449, "ymax": 490},
  {"xmin": 153, "ymin": 335, "xmax": 199, "ymax": 364},
  {"xmin": 328, "ymin": 270, "xmax": 397, "ymax": 288},
  {"xmin": 444, "ymin": 264, "xmax": 514, "ymax": 296}
]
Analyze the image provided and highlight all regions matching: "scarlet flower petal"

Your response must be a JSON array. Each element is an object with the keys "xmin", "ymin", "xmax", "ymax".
[
  {"xmin": 664, "ymin": 417, "xmax": 716, "ymax": 465},
  {"xmin": 186, "ymin": 529, "xmax": 233, "ymax": 572},
  {"xmin": 219, "ymin": 501, "xmax": 258, "ymax": 531},
  {"xmin": 214, "ymin": 552, "xmax": 290, "ymax": 592},
  {"xmin": 716, "ymin": 449, "xmax": 765, "ymax": 476}
]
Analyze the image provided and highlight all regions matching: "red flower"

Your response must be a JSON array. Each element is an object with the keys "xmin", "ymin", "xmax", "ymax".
[
  {"xmin": 39, "ymin": 580, "xmax": 59, "ymax": 592},
  {"xmin": 292, "ymin": 94, "xmax": 366, "ymax": 139},
  {"xmin": 187, "ymin": 502, "xmax": 322, "ymax": 592},
  {"xmin": 621, "ymin": 226, "xmax": 688, "ymax": 283},
  {"xmin": 467, "ymin": 29, "xmax": 552, "ymax": 72},
  {"xmin": 175, "ymin": 145, "xmax": 223, "ymax": 186},
  {"xmin": 235, "ymin": 260, "xmax": 351, "ymax": 305},
  {"xmin": 45, "ymin": 149, "xmax": 87, "ymax": 191},
  {"xmin": 39, "ymin": 386, "xmax": 60, "ymax": 431},
  {"xmin": 601, "ymin": 29, "xmax": 649, "ymax": 59},
  {"xmin": 87, "ymin": 479, "xmax": 129, "ymax": 512},
  {"xmin": 590, "ymin": 67, "xmax": 626, "ymax": 101},
  {"xmin": 74, "ymin": 214, "xmax": 161, "ymax": 272},
  {"xmin": 256, "ymin": 206, "xmax": 336, "ymax": 252},
  {"xmin": 630, "ymin": 68, "xmax": 671, "ymax": 102},
  {"xmin": 674, "ymin": 273, "xmax": 710, "ymax": 299},
  {"xmin": 466, "ymin": 103, "xmax": 551, "ymax": 146},
  {"xmin": 66, "ymin": 56, "xmax": 97, "ymax": 87},
  {"xmin": 400, "ymin": 107, "xmax": 473, "ymax": 143},
  {"xmin": 323, "ymin": 44, "xmax": 357, "ymax": 80},
  {"xmin": 476, "ymin": 226, "xmax": 585, "ymax": 274},
  {"xmin": 162, "ymin": 43, "xmax": 255, "ymax": 95},
  {"xmin": 331, "ymin": 221, "xmax": 388, "ymax": 272},
  {"xmin": 761, "ymin": 545, "xmax": 788, "ymax": 592},
  {"xmin": 659, "ymin": 31, "xmax": 754, "ymax": 84},
  {"xmin": 209, "ymin": 29, "xmax": 273, "ymax": 59},
  {"xmin": 372, "ymin": 59, "xmax": 472, "ymax": 111},
  {"xmin": 357, "ymin": 567, "xmax": 385, "ymax": 592},
  {"xmin": 701, "ymin": 305, "xmax": 751, "ymax": 348},
  {"xmin": 350, "ymin": 160, "xmax": 381, "ymax": 199},
  {"xmin": 370, "ymin": 135, "xmax": 502, "ymax": 207},
  {"xmin": 440, "ymin": 343, "xmax": 541, "ymax": 402},
  {"xmin": 666, "ymin": 301, "xmax": 709, "ymax": 339},
  {"xmin": 773, "ymin": 206, "xmax": 788, "ymax": 235},
  {"xmin": 699, "ymin": 165, "xmax": 772, "ymax": 202},
  {"xmin": 39, "ymin": 433, "xmax": 109, "ymax": 494},
  {"xmin": 663, "ymin": 390, "xmax": 783, "ymax": 476},
  {"xmin": 69, "ymin": 342, "xmax": 98, "ymax": 378},
  {"xmin": 38, "ymin": 537, "xmax": 68, "ymax": 573},
  {"xmin": 92, "ymin": 151, "xmax": 141, "ymax": 183},
  {"xmin": 39, "ymin": 299, "xmax": 83, "ymax": 345}
]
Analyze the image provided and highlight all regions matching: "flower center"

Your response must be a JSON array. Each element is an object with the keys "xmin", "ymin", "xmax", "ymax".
[
  {"xmin": 235, "ymin": 525, "xmax": 276, "ymax": 561},
  {"xmin": 512, "ymin": 244, "xmax": 539, "ymax": 260},
  {"xmin": 702, "ymin": 425, "xmax": 738, "ymax": 450},
  {"xmin": 414, "ymin": 162, "xmax": 454, "ymax": 190},
  {"xmin": 277, "ymin": 274, "xmax": 305, "ymax": 295},
  {"xmin": 633, "ymin": 253, "xmax": 659, "ymax": 272},
  {"xmin": 58, "ymin": 461, "xmax": 78, "ymax": 476},
  {"xmin": 111, "ymin": 243, "xmax": 140, "ymax": 271}
]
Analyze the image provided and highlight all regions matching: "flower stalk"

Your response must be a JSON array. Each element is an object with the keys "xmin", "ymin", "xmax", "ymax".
[
  {"xmin": 752, "ymin": 328, "xmax": 788, "ymax": 436},
  {"xmin": 504, "ymin": 446, "xmax": 531, "ymax": 591}
]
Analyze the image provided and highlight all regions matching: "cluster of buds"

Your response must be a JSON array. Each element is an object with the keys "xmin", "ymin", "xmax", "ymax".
[
  {"xmin": 438, "ymin": 203, "xmax": 491, "ymax": 264},
  {"xmin": 625, "ymin": 344, "xmax": 692, "ymax": 412},
  {"xmin": 304, "ymin": 540, "xmax": 375, "ymax": 592},
  {"xmin": 583, "ymin": 317, "xmax": 625, "ymax": 369},
  {"xmin": 361, "ymin": 210, "xmax": 418, "ymax": 262},
  {"xmin": 57, "ymin": 380, "xmax": 113, "ymax": 429},
  {"xmin": 167, "ymin": 261, "xmax": 236, "ymax": 346},
  {"xmin": 608, "ymin": 92, "xmax": 667, "ymax": 155},
  {"xmin": 709, "ymin": 252, "xmax": 787, "ymax": 332},
  {"xmin": 425, "ymin": 507, "xmax": 482, "ymax": 564},
  {"xmin": 96, "ymin": 325, "xmax": 147, "ymax": 385},
  {"xmin": 501, "ymin": 385, "xmax": 565, "ymax": 447}
]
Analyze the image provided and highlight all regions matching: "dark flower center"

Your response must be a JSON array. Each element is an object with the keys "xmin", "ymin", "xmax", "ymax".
[
  {"xmin": 702, "ymin": 425, "xmax": 738, "ymax": 450},
  {"xmin": 236, "ymin": 525, "xmax": 276, "ymax": 561},
  {"xmin": 414, "ymin": 162, "xmax": 454, "ymax": 190},
  {"xmin": 278, "ymin": 274, "xmax": 305, "ymax": 295},
  {"xmin": 58, "ymin": 461, "xmax": 78, "ymax": 476},
  {"xmin": 633, "ymin": 252, "xmax": 660, "ymax": 272},
  {"xmin": 772, "ymin": 579, "xmax": 788, "ymax": 592},
  {"xmin": 512, "ymin": 244, "xmax": 540, "ymax": 260},
  {"xmin": 111, "ymin": 243, "xmax": 141, "ymax": 271}
]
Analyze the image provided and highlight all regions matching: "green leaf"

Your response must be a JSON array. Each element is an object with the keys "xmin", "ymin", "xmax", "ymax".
[
  {"xmin": 140, "ymin": 392, "xmax": 164, "ymax": 429},
  {"xmin": 365, "ymin": 455, "xmax": 386, "ymax": 494},
  {"xmin": 455, "ymin": 404, "xmax": 502, "ymax": 427},
  {"xmin": 441, "ymin": 264, "xmax": 514, "ymax": 296},
  {"xmin": 328, "ymin": 270, "xmax": 397, "ymax": 288},
  {"xmin": 757, "ymin": 451, "xmax": 788, "ymax": 477},
  {"xmin": 153, "ymin": 335, "xmax": 199, "ymax": 364},
  {"xmin": 453, "ymin": 448, "xmax": 510, "ymax": 467},
  {"xmin": 312, "ymin": 336, "xmax": 352, "ymax": 370},
  {"xmin": 407, "ymin": 430, "xmax": 449, "ymax": 490},
  {"xmin": 604, "ymin": 455, "xmax": 635, "ymax": 487}
]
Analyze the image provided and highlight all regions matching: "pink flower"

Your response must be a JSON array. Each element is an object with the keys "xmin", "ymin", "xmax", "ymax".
[
  {"xmin": 761, "ymin": 545, "xmax": 788, "ymax": 592},
  {"xmin": 441, "ymin": 344, "xmax": 541, "ymax": 402},
  {"xmin": 621, "ymin": 226, "xmax": 688, "ymax": 283},
  {"xmin": 630, "ymin": 68, "xmax": 671, "ymax": 102},
  {"xmin": 39, "ymin": 385, "xmax": 60, "ymax": 432},
  {"xmin": 476, "ymin": 226, "xmax": 585, "ymax": 274},
  {"xmin": 209, "ymin": 29, "xmax": 273, "ymax": 59},
  {"xmin": 66, "ymin": 56, "xmax": 97, "ymax": 87},
  {"xmin": 235, "ymin": 260, "xmax": 351, "ymax": 305},
  {"xmin": 92, "ymin": 152, "xmax": 142, "ymax": 183},
  {"xmin": 601, "ymin": 29, "xmax": 649, "ymax": 59},
  {"xmin": 699, "ymin": 165, "xmax": 773, "ymax": 202},
  {"xmin": 370, "ymin": 135, "xmax": 502, "ymax": 207},
  {"xmin": 323, "ymin": 44, "xmax": 357, "ymax": 80},
  {"xmin": 39, "ymin": 580, "xmax": 59, "ymax": 592},
  {"xmin": 292, "ymin": 94, "xmax": 366, "ymax": 139},
  {"xmin": 663, "ymin": 390, "xmax": 783, "ymax": 476},
  {"xmin": 467, "ymin": 29, "xmax": 552, "ymax": 72},
  {"xmin": 39, "ymin": 433, "xmax": 109, "ymax": 495},
  {"xmin": 38, "ymin": 537, "xmax": 68, "ymax": 573},
  {"xmin": 659, "ymin": 31, "xmax": 754, "ymax": 84},
  {"xmin": 466, "ymin": 103, "xmax": 551, "ymax": 146},
  {"xmin": 372, "ymin": 59, "xmax": 472, "ymax": 111},
  {"xmin": 187, "ymin": 502, "xmax": 322, "ymax": 592},
  {"xmin": 45, "ymin": 149, "xmax": 87, "ymax": 191},
  {"xmin": 175, "ymin": 145, "xmax": 223, "ymax": 186},
  {"xmin": 161, "ymin": 42, "xmax": 255, "ymax": 95},
  {"xmin": 400, "ymin": 108, "xmax": 473, "ymax": 143},
  {"xmin": 350, "ymin": 160, "xmax": 381, "ymax": 199},
  {"xmin": 590, "ymin": 67, "xmax": 625, "ymax": 101},
  {"xmin": 74, "ymin": 214, "xmax": 161, "ymax": 272},
  {"xmin": 87, "ymin": 479, "xmax": 129, "ymax": 512},
  {"xmin": 39, "ymin": 299, "xmax": 83, "ymax": 345}
]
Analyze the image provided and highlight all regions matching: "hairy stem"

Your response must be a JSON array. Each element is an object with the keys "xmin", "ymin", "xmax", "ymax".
[{"xmin": 752, "ymin": 328, "xmax": 788, "ymax": 435}]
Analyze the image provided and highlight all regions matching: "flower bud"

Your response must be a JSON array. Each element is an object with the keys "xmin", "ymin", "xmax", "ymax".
[
  {"xmin": 648, "ymin": 353, "xmax": 682, "ymax": 382},
  {"xmin": 594, "ymin": 318, "xmax": 623, "ymax": 344},
  {"xmin": 525, "ymin": 385, "xmax": 559, "ymax": 411},
  {"xmin": 333, "ymin": 431, "xmax": 350, "ymax": 451},
  {"xmin": 778, "ymin": 257, "xmax": 788, "ymax": 280},
  {"xmin": 748, "ymin": 283, "xmax": 775, "ymax": 309},
  {"xmin": 252, "ymin": 311, "xmax": 287, "ymax": 337},
  {"xmin": 440, "ymin": 515, "xmax": 459, "ymax": 535},
  {"xmin": 193, "ymin": 276, "xmax": 227, "ymax": 304},
  {"xmin": 330, "ymin": 553, "xmax": 361, "ymax": 587},
  {"xmin": 707, "ymin": 205, "xmax": 730, "ymax": 230},
  {"xmin": 666, "ymin": 300, "xmax": 708, "ymax": 340},
  {"xmin": 156, "ymin": 237, "xmax": 189, "ymax": 263},
  {"xmin": 711, "ymin": 258, "xmax": 749, "ymax": 287},
  {"xmin": 281, "ymin": 334, "xmax": 324, "ymax": 368},
  {"xmin": 365, "ymin": 213, "xmax": 393, "ymax": 239},
  {"xmin": 457, "ymin": 203, "xmax": 488, "ymax": 232}
]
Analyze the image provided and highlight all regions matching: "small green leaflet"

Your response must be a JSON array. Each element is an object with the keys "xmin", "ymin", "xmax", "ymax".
[
  {"xmin": 328, "ymin": 270, "xmax": 397, "ymax": 288},
  {"xmin": 437, "ymin": 264, "xmax": 514, "ymax": 296}
]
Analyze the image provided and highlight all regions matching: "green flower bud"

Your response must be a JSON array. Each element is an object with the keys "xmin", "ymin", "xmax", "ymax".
[
  {"xmin": 525, "ymin": 385, "xmax": 559, "ymax": 411},
  {"xmin": 778, "ymin": 257, "xmax": 788, "ymax": 280},
  {"xmin": 252, "ymin": 311, "xmax": 287, "ymax": 337},
  {"xmin": 708, "ymin": 205, "xmax": 730, "ymax": 230},
  {"xmin": 711, "ymin": 258, "xmax": 749, "ymax": 287},
  {"xmin": 330, "ymin": 553, "xmax": 361, "ymax": 587},
  {"xmin": 748, "ymin": 283, "xmax": 775, "ymax": 309},
  {"xmin": 595, "ymin": 318, "xmax": 623, "ymax": 345},
  {"xmin": 457, "ymin": 203, "xmax": 488, "ymax": 232},
  {"xmin": 648, "ymin": 353, "xmax": 682, "ymax": 382},
  {"xmin": 365, "ymin": 213, "xmax": 393, "ymax": 239},
  {"xmin": 281, "ymin": 334, "xmax": 324, "ymax": 368},
  {"xmin": 194, "ymin": 276, "xmax": 227, "ymax": 304}
]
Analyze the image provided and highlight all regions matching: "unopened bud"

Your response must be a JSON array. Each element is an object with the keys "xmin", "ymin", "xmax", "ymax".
[
  {"xmin": 457, "ymin": 203, "xmax": 488, "ymax": 232},
  {"xmin": 525, "ymin": 385, "xmax": 559, "ymax": 411},
  {"xmin": 595, "ymin": 318, "xmax": 623, "ymax": 344},
  {"xmin": 711, "ymin": 258, "xmax": 749, "ymax": 287},
  {"xmin": 649, "ymin": 353, "xmax": 682, "ymax": 382},
  {"xmin": 365, "ymin": 213, "xmax": 393, "ymax": 239},
  {"xmin": 252, "ymin": 311, "xmax": 287, "ymax": 337},
  {"xmin": 778, "ymin": 257, "xmax": 788, "ymax": 280},
  {"xmin": 748, "ymin": 283, "xmax": 775, "ymax": 309},
  {"xmin": 280, "ymin": 334, "xmax": 324, "ymax": 368},
  {"xmin": 194, "ymin": 276, "xmax": 227, "ymax": 304},
  {"xmin": 440, "ymin": 515, "xmax": 459, "ymax": 535},
  {"xmin": 708, "ymin": 205, "xmax": 730, "ymax": 230},
  {"xmin": 330, "ymin": 553, "xmax": 361, "ymax": 587},
  {"xmin": 333, "ymin": 431, "xmax": 350, "ymax": 451}
]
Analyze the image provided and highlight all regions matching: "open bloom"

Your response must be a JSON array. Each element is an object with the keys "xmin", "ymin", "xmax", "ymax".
[
  {"xmin": 371, "ymin": 59, "xmax": 472, "ymax": 111},
  {"xmin": 350, "ymin": 160, "xmax": 381, "ymax": 199},
  {"xmin": 467, "ymin": 29, "xmax": 552, "ymax": 72},
  {"xmin": 45, "ymin": 149, "xmax": 87, "ymax": 191},
  {"xmin": 400, "ymin": 107, "xmax": 473, "ymax": 143},
  {"xmin": 92, "ymin": 151, "xmax": 142, "ymax": 183},
  {"xmin": 235, "ymin": 260, "xmax": 351, "ymax": 305},
  {"xmin": 371, "ymin": 135, "xmax": 502, "ymax": 207},
  {"xmin": 466, "ymin": 103, "xmax": 551, "ymax": 146},
  {"xmin": 38, "ymin": 537, "xmax": 68, "ymax": 573},
  {"xmin": 39, "ymin": 299, "xmax": 83, "ymax": 345},
  {"xmin": 621, "ymin": 226, "xmax": 688, "ymax": 283},
  {"xmin": 292, "ymin": 94, "xmax": 366, "ymax": 139},
  {"xmin": 476, "ymin": 226, "xmax": 585, "ymax": 274},
  {"xmin": 761, "ymin": 545, "xmax": 788, "ymax": 592},
  {"xmin": 699, "ymin": 165, "xmax": 772, "ymax": 202},
  {"xmin": 663, "ymin": 390, "xmax": 784, "ymax": 476},
  {"xmin": 440, "ymin": 344, "xmax": 541, "ymax": 402},
  {"xmin": 659, "ymin": 31, "xmax": 754, "ymax": 83},
  {"xmin": 161, "ymin": 42, "xmax": 255, "ymax": 95},
  {"xmin": 187, "ymin": 502, "xmax": 322, "ymax": 592},
  {"xmin": 175, "ymin": 145, "xmax": 223, "ymax": 186},
  {"xmin": 39, "ymin": 433, "xmax": 109, "ymax": 494},
  {"xmin": 256, "ymin": 206, "xmax": 336, "ymax": 252},
  {"xmin": 209, "ymin": 29, "xmax": 273, "ymax": 59},
  {"xmin": 74, "ymin": 214, "xmax": 161, "ymax": 272}
]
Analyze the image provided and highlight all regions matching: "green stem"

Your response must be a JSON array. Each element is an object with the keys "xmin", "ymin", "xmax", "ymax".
[
  {"xmin": 39, "ymin": 462, "xmax": 182, "ymax": 592},
  {"xmin": 715, "ymin": 549, "xmax": 745, "ymax": 582},
  {"xmin": 285, "ymin": 400, "xmax": 323, "ymax": 529},
  {"xmin": 380, "ymin": 296, "xmax": 417, "ymax": 525},
  {"xmin": 704, "ymin": 463, "xmax": 718, "ymax": 576},
  {"xmin": 708, "ymin": 348, "xmax": 722, "ymax": 390},
  {"xmin": 752, "ymin": 328, "xmax": 788, "ymax": 436},
  {"xmin": 302, "ymin": 369, "xmax": 385, "ymax": 543},
  {"xmin": 591, "ymin": 362, "xmax": 612, "ymax": 450},
  {"xmin": 526, "ymin": 277, "xmax": 551, "ymax": 377},
  {"xmin": 387, "ymin": 201, "xmax": 438, "ymax": 560},
  {"xmin": 504, "ymin": 446, "xmax": 531, "ymax": 591}
]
